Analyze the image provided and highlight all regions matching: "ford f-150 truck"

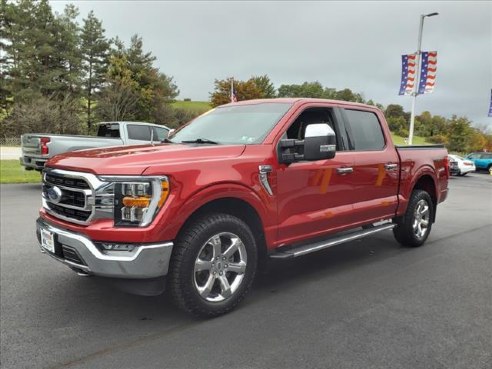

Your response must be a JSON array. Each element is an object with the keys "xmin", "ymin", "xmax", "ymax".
[
  {"xmin": 36, "ymin": 98, "xmax": 449, "ymax": 317},
  {"xmin": 21, "ymin": 121, "xmax": 170, "ymax": 171}
]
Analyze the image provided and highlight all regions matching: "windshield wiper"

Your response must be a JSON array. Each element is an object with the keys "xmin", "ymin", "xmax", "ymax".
[{"xmin": 181, "ymin": 138, "xmax": 219, "ymax": 145}]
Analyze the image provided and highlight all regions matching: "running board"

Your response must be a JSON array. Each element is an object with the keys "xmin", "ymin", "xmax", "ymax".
[{"xmin": 270, "ymin": 223, "xmax": 396, "ymax": 259}]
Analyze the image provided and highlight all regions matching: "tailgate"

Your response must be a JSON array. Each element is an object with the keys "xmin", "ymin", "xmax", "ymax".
[{"xmin": 21, "ymin": 134, "xmax": 42, "ymax": 156}]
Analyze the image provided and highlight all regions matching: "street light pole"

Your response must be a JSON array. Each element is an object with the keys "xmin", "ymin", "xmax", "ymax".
[{"xmin": 408, "ymin": 12, "xmax": 438, "ymax": 145}]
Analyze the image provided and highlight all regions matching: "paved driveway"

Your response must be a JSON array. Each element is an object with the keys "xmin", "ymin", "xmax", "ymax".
[{"xmin": 1, "ymin": 174, "xmax": 491, "ymax": 369}]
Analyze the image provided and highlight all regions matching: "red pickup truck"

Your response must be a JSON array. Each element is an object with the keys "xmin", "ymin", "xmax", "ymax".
[{"xmin": 37, "ymin": 98, "xmax": 449, "ymax": 317}]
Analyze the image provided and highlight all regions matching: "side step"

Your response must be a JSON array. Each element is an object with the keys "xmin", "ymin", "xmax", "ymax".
[{"xmin": 270, "ymin": 223, "xmax": 396, "ymax": 259}]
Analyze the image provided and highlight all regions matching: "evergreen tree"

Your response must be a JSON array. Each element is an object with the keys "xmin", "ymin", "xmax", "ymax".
[
  {"xmin": 96, "ymin": 34, "xmax": 178, "ymax": 123},
  {"xmin": 56, "ymin": 4, "xmax": 83, "ymax": 96},
  {"xmin": 81, "ymin": 10, "xmax": 110, "ymax": 131}
]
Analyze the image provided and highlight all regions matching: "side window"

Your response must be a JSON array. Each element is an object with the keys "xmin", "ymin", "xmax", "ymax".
[
  {"xmin": 97, "ymin": 124, "xmax": 121, "ymax": 138},
  {"xmin": 127, "ymin": 125, "xmax": 151, "ymax": 141},
  {"xmin": 284, "ymin": 108, "xmax": 341, "ymax": 150},
  {"xmin": 344, "ymin": 109, "xmax": 385, "ymax": 151},
  {"xmin": 153, "ymin": 127, "xmax": 169, "ymax": 141}
]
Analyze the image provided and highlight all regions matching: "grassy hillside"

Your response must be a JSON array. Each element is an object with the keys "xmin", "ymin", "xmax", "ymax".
[
  {"xmin": 172, "ymin": 100, "xmax": 211, "ymax": 114},
  {"xmin": 390, "ymin": 133, "xmax": 428, "ymax": 145}
]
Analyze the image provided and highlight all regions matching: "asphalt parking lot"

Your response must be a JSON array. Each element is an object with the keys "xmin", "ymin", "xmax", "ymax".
[{"xmin": 1, "ymin": 173, "xmax": 491, "ymax": 369}]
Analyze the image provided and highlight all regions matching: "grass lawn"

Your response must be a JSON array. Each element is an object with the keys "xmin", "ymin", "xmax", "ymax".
[
  {"xmin": 0, "ymin": 160, "xmax": 41, "ymax": 183},
  {"xmin": 391, "ymin": 133, "xmax": 428, "ymax": 145},
  {"xmin": 172, "ymin": 100, "xmax": 211, "ymax": 114}
]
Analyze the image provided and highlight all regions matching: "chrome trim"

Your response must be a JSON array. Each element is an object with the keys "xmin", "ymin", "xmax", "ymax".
[
  {"xmin": 258, "ymin": 165, "xmax": 273, "ymax": 196},
  {"xmin": 336, "ymin": 167, "xmax": 354, "ymax": 175},
  {"xmin": 37, "ymin": 219, "xmax": 174, "ymax": 278},
  {"xmin": 42, "ymin": 169, "xmax": 169, "ymax": 227},
  {"xmin": 384, "ymin": 163, "xmax": 398, "ymax": 171},
  {"xmin": 270, "ymin": 223, "xmax": 396, "ymax": 259}
]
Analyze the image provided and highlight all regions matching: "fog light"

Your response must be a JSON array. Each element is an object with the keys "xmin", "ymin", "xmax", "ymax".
[{"xmin": 100, "ymin": 243, "xmax": 136, "ymax": 252}]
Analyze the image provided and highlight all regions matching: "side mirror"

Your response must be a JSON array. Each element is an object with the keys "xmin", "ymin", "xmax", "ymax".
[{"xmin": 303, "ymin": 123, "xmax": 336, "ymax": 161}]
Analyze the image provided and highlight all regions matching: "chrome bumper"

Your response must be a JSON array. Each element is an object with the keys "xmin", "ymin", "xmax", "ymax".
[
  {"xmin": 36, "ymin": 218, "xmax": 174, "ymax": 279},
  {"xmin": 20, "ymin": 156, "xmax": 47, "ymax": 170}
]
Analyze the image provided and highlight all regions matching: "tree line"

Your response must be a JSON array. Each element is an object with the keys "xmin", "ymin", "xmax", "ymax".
[
  {"xmin": 0, "ymin": 0, "xmax": 194, "ymax": 138},
  {"xmin": 1, "ymin": 0, "xmax": 490, "ymax": 153},
  {"xmin": 210, "ymin": 77, "xmax": 492, "ymax": 152}
]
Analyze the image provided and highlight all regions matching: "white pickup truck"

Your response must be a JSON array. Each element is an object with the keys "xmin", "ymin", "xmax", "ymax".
[{"xmin": 20, "ymin": 121, "xmax": 171, "ymax": 171}]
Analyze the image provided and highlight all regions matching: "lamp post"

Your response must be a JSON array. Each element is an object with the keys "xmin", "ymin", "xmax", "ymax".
[{"xmin": 408, "ymin": 12, "xmax": 439, "ymax": 145}]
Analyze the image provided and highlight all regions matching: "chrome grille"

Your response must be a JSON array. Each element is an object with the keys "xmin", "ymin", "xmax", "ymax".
[
  {"xmin": 45, "ymin": 173, "xmax": 90, "ymax": 189},
  {"xmin": 42, "ymin": 169, "xmax": 114, "ymax": 225}
]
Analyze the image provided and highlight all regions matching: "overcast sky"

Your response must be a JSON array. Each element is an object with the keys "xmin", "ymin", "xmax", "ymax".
[{"xmin": 50, "ymin": 1, "xmax": 492, "ymax": 128}]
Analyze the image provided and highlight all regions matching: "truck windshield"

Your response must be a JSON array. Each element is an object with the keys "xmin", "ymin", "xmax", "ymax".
[{"xmin": 170, "ymin": 103, "xmax": 292, "ymax": 145}]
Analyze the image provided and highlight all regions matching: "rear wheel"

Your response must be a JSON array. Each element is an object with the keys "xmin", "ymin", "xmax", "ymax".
[
  {"xmin": 393, "ymin": 190, "xmax": 433, "ymax": 247},
  {"xmin": 168, "ymin": 213, "xmax": 257, "ymax": 318}
]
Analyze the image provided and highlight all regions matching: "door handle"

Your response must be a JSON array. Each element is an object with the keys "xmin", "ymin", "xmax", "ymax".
[
  {"xmin": 384, "ymin": 163, "xmax": 398, "ymax": 171},
  {"xmin": 336, "ymin": 167, "xmax": 354, "ymax": 175}
]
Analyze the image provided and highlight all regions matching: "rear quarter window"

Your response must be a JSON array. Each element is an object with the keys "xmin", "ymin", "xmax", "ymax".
[{"xmin": 344, "ymin": 109, "xmax": 385, "ymax": 151}]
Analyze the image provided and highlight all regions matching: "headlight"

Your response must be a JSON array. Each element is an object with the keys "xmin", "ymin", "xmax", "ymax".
[{"xmin": 99, "ymin": 176, "xmax": 170, "ymax": 227}]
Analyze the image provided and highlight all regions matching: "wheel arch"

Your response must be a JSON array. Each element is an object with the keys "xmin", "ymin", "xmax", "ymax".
[
  {"xmin": 176, "ymin": 197, "xmax": 268, "ymax": 264},
  {"xmin": 412, "ymin": 174, "xmax": 437, "ymax": 222}
]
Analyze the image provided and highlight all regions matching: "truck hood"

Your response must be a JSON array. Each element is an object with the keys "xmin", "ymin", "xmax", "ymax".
[{"xmin": 47, "ymin": 143, "xmax": 247, "ymax": 175}]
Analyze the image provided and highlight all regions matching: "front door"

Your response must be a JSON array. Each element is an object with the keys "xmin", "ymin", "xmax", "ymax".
[{"xmin": 275, "ymin": 106, "xmax": 357, "ymax": 245}]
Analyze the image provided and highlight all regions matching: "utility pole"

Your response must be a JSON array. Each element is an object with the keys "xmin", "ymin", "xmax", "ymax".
[{"xmin": 408, "ymin": 12, "xmax": 438, "ymax": 145}]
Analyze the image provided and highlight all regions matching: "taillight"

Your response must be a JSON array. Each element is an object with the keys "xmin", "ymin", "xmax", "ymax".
[
  {"xmin": 444, "ymin": 156, "xmax": 450, "ymax": 176},
  {"xmin": 40, "ymin": 137, "xmax": 50, "ymax": 155}
]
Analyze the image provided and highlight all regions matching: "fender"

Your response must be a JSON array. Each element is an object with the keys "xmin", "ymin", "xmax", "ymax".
[
  {"xmin": 397, "ymin": 163, "xmax": 438, "ymax": 216},
  {"xmin": 155, "ymin": 182, "xmax": 276, "ymax": 244}
]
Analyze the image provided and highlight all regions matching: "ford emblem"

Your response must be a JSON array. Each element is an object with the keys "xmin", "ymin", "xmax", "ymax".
[{"xmin": 47, "ymin": 186, "xmax": 63, "ymax": 204}]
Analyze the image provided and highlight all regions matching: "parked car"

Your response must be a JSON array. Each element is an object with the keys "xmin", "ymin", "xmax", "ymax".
[
  {"xmin": 20, "ymin": 121, "xmax": 171, "ymax": 171},
  {"xmin": 36, "ymin": 98, "xmax": 449, "ymax": 317},
  {"xmin": 448, "ymin": 154, "xmax": 475, "ymax": 176},
  {"xmin": 466, "ymin": 152, "xmax": 492, "ymax": 172}
]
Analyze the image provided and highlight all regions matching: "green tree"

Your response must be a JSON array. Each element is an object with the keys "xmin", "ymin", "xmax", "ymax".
[
  {"xmin": 447, "ymin": 116, "xmax": 473, "ymax": 153},
  {"xmin": 210, "ymin": 78, "xmax": 262, "ymax": 107},
  {"xmin": 56, "ymin": 4, "xmax": 83, "ymax": 95},
  {"xmin": 333, "ymin": 88, "xmax": 365, "ymax": 103},
  {"xmin": 277, "ymin": 81, "xmax": 324, "ymax": 98},
  {"xmin": 251, "ymin": 75, "xmax": 275, "ymax": 98},
  {"xmin": 97, "ymin": 35, "xmax": 178, "ymax": 122},
  {"xmin": 81, "ymin": 10, "xmax": 110, "ymax": 131}
]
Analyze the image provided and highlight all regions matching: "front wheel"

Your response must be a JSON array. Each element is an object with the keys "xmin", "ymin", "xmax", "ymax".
[
  {"xmin": 168, "ymin": 213, "xmax": 257, "ymax": 318},
  {"xmin": 393, "ymin": 190, "xmax": 434, "ymax": 247}
]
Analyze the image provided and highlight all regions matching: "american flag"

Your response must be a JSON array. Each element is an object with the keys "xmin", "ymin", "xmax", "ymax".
[
  {"xmin": 489, "ymin": 89, "xmax": 492, "ymax": 117},
  {"xmin": 399, "ymin": 54, "xmax": 417, "ymax": 95},
  {"xmin": 418, "ymin": 51, "xmax": 437, "ymax": 94}
]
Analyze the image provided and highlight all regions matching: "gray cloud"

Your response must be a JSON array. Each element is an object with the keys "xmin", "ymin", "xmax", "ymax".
[{"xmin": 51, "ymin": 0, "xmax": 492, "ymax": 128}]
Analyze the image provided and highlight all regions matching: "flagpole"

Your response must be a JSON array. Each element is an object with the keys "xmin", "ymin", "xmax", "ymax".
[{"xmin": 408, "ymin": 12, "xmax": 438, "ymax": 145}]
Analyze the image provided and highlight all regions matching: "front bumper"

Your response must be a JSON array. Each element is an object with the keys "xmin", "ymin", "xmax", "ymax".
[{"xmin": 36, "ymin": 218, "xmax": 174, "ymax": 279}]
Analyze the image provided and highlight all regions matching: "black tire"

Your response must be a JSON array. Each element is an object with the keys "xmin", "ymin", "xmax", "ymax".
[
  {"xmin": 168, "ymin": 213, "xmax": 257, "ymax": 318},
  {"xmin": 393, "ymin": 190, "xmax": 434, "ymax": 247}
]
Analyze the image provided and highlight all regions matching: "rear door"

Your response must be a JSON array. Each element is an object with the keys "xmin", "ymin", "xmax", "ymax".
[
  {"xmin": 126, "ymin": 124, "xmax": 152, "ymax": 145},
  {"xmin": 340, "ymin": 108, "xmax": 399, "ymax": 223}
]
